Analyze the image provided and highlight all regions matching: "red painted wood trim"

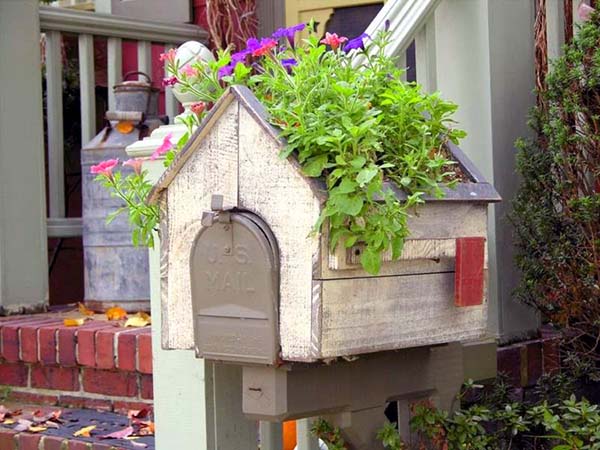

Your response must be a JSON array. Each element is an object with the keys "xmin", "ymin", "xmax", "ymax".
[{"xmin": 455, "ymin": 237, "xmax": 485, "ymax": 307}]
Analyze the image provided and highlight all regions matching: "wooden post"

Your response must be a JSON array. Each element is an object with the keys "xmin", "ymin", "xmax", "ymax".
[
  {"xmin": 78, "ymin": 33, "xmax": 96, "ymax": 145},
  {"xmin": 297, "ymin": 419, "xmax": 320, "ymax": 450},
  {"xmin": 0, "ymin": 0, "xmax": 48, "ymax": 313}
]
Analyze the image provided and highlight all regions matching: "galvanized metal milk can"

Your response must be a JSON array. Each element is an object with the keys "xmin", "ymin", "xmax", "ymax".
[{"xmin": 81, "ymin": 72, "xmax": 165, "ymax": 312}]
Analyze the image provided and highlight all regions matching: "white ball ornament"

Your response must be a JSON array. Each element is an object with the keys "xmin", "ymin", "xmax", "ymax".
[{"xmin": 170, "ymin": 41, "xmax": 215, "ymax": 111}]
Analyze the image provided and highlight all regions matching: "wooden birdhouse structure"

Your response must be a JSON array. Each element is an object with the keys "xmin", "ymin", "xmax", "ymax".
[{"xmin": 148, "ymin": 86, "xmax": 501, "ymax": 364}]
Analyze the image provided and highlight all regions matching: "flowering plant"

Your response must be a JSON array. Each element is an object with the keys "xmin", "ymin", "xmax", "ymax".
[{"xmin": 95, "ymin": 21, "xmax": 465, "ymax": 274}]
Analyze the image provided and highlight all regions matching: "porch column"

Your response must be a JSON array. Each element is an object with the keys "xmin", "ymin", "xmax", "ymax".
[
  {"xmin": 433, "ymin": 0, "xmax": 538, "ymax": 340},
  {"xmin": 0, "ymin": 0, "xmax": 48, "ymax": 313}
]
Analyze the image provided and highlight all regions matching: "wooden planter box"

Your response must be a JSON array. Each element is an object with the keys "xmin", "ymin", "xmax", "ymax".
[{"xmin": 148, "ymin": 86, "xmax": 500, "ymax": 363}]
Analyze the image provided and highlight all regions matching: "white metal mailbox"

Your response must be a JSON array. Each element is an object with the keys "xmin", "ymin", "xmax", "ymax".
[{"xmin": 148, "ymin": 85, "xmax": 500, "ymax": 363}]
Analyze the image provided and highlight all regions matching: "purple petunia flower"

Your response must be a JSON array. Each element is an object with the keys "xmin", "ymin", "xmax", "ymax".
[
  {"xmin": 343, "ymin": 33, "xmax": 370, "ymax": 53},
  {"xmin": 231, "ymin": 50, "xmax": 249, "ymax": 64},
  {"xmin": 281, "ymin": 58, "xmax": 298, "ymax": 73},
  {"xmin": 245, "ymin": 38, "xmax": 261, "ymax": 52},
  {"xmin": 218, "ymin": 64, "xmax": 234, "ymax": 79},
  {"xmin": 272, "ymin": 23, "xmax": 306, "ymax": 48}
]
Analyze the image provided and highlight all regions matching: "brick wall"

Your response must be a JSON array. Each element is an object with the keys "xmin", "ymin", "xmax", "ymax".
[{"xmin": 0, "ymin": 316, "xmax": 153, "ymax": 414}]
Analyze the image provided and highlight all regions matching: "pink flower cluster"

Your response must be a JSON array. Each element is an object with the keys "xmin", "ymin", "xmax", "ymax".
[
  {"xmin": 151, "ymin": 133, "xmax": 174, "ymax": 160},
  {"xmin": 159, "ymin": 48, "xmax": 177, "ymax": 64},
  {"xmin": 320, "ymin": 32, "xmax": 347, "ymax": 50},
  {"xmin": 90, "ymin": 159, "xmax": 119, "ymax": 177}
]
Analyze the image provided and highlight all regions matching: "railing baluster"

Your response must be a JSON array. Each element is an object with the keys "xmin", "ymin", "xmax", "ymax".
[
  {"xmin": 107, "ymin": 37, "xmax": 122, "ymax": 110},
  {"xmin": 546, "ymin": 0, "xmax": 565, "ymax": 60},
  {"xmin": 78, "ymin": 33, "xmax": 96, "ymax": 145},
  {"xmin": 165, "ymin": 43, "xmax": 179, "ymax": 122},
  {"xmin": 45, "ymin": 30, "xmax": 65, "ymax": 218},
  {"xmin": 137, "ymin": 40, "xmax": 152, "ymax": 78},
  {"xmin": 415, "ymin": 16, "xmax": 437, "ymax": 92}
]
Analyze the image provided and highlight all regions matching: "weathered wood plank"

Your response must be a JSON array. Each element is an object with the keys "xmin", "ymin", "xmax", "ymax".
[
  {"xmin": 319, "ymin": 272, "xmax": 487, "ymax": 358},
  {"xmin": 45, "ymin": 30, "xmax": 65, "ymax": 219},
  {"xmin": 107, "ymin": 37, "xmax": 122, "ymax": 111},
  {"xmin": 163, "ymin": 101, "xmax": 239, "ymax": 350},
  {"xmin": 78, "ymin": 34, "xmax": 96, "ymax": 145},
  {"xmin": 237, "ymin": 105, "xmax": 322, "ymax": 361}
]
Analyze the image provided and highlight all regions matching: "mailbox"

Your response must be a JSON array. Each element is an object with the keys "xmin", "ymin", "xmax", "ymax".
[
  {"xmin": 149, "ymin": 85, "xmax": 500, "ymax": 363},
  {"xmin": 190, "ymin": 202, "xmax": 279, "ymax": 365},
  {"xmin": 147, "ymin": 86, "xmax": 500, "ymax": 447}
]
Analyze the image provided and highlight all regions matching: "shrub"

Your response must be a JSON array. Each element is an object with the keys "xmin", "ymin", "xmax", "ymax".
[{"xmin": 512, "ymin": 12, "xmax": 600, "ymax": 358}]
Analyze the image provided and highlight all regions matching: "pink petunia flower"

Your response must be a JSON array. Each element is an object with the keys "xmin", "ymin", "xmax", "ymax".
[
  {"xmin": 320, "ymin": 32, "xmax": 348, "ymax": 50},
  {"xmin": 190, "ymin": 102, "xmax": 206, "ymax": 115},
  {"xmin": 123, "ymin": 158, "xmax": 144, "ymax": 175},
  {"xmin": 180, "ymin": 64, "xmax": 198, "ymax": 77},
  {"xmin": 251, "ymin": 38, "xmax": 278, "ymax": 57},
  {"xmin": 159, "ymin": 48, "xmax": 177, "ymax": 63},
  {"xmin": 162, "ymin": 76, "xmax": 178, "ymax": 87},
  {"xmin": 90, "ymin": 159, "xmax": 119, "ymax": 178},
  {"xmin": 579, "ymin": 2, "xmax": 595, "ymax": 21},
  {"xmin": 151, "ymin": 133, "xmax": 174, "ymax": 160}
]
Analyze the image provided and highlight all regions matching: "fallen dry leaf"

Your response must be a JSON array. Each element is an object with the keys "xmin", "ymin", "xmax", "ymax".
[
  {"xmin": 106, "ymin": 306, "xmax": 127, "ymax": 321},
  {"xmin": 28, "ymin": 425, "xmax": 47, "ymax": 433},
  {"xmin": 135, "ymin": 421, "xmax": 155, "ymax": 436},
  {"xmin": 63, "ymin": 318, "xmax": 86, "ymax": 327},
  {"xmin": 14, "ymin": 419, "xmax": 32, "ymax": 432},
  {"xmin": 100, "ymin": 425, "xmax": 134, "ymax": 439},
  {"xmin": 127, "ymin": 408, "xmax": 150, "ymax": 420},
  {"xmin": 124, "ymin": 312, "xmax": 151, "ymax": 328},
  {"xmin": 130, "ymin": 441, "xmax": 148, "ymax": 448},
  {"xmin": 78, "ymin": 302, "xmax": 95, "ymax": 316},
  {"xmin": 3, "ymin": 419, "xmax": 15, "ymax": 425},
  {"xmin": 74, "ymin": 424, "xmax": 96, "ymax": 437}
]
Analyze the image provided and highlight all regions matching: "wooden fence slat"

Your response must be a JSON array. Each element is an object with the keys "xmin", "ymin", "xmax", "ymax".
[
  {"xmin": 137, "ymin": 40, "xmax": 152, "ymax": 79},
  {"xmin": 107, "ymin": 37, "xmax": 122, "ymax": 110},
  {"xmin": 78, "ymin": 33, "xmax": 96, "ymax": 145},
  {"xmin": 45, "ymin": 30, "xmax": 65, "ymax": 218}
]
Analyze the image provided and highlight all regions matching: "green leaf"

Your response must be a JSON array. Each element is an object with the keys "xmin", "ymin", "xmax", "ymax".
[
  {"xmin": 360, "ymin": 248, "xmax": 381, "ymax": 275},
  {"xmin": 350, "ymin": 156, "xmax": 367, "ymax": 169},
  {"xmin": 303, "ymin": 154, "xmax": 329, "ymax": 177},
  {"xmin": 356, "ymin": 166, "xmax": 379, "ymax": 186},
  {"xmin": 334, "ymin": 194, "xmax": 364, "ymax": 216},
  {"xmin": 335, "ymin": 178, "xmax": 357, "ymax": 194}
]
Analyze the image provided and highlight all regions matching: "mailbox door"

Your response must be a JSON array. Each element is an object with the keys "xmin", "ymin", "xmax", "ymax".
[{"xmin": 190, "ymin": 211, "xmax": 279, "ymax": 365}]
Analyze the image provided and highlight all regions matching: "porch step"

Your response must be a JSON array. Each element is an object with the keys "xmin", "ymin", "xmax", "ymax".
[
  {"xmin": 0, "ymin": 403, "xmax": 154, "ymax": 450},
  {"xmin": 0, "ymin": 310, "xmax": 153, "ymax": 413}
]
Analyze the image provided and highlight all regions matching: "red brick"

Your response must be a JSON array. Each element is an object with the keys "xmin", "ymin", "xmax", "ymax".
[
  {"xmin": 17, "ymin": 433, "xmax": 42, "ymax": 450},
  {"xmin": 76, "ymin": 323, "xmax": 117, "ymax": 367},
  {"xmin": 8, "ymin": 391, "xmax": 59, "ymax": 406},
  {"xmin": 59, "ymin": 395, "xmax": 112, "ymax": 412},
  {"xmin": 497, "ymin": 344, "xmax": 522, "ymax": 386},
  {"xmin": 82, "ymin": 369, "xmax": 138, "ymax": 397},
  {"xmin": 57, "ymin": 327, "xmax": 77, "ymax": 367},
  {"xmin": 0, "ymin": 429, "xmax": 17, "ymax": 450},
  {"xmin": 113, "ymin": 400, "xmax": 153, "ymax": 415},
  {"xmin": 116, "ymin": 328, "xmax": 146, "ymax": 372},
  {"xmin": 38, "ymin": 325, "xmax": 59, "ymax": 365},
  {"xmin": 137, "ymin": 332, "xmax": 152, "ymax": 374},
  {"xmin": 140, "ymin": 374, "xmax": 153, "ymax": 400},
  {"xmin": 1, "ymin": 317, "xmax": 48, "ymax": 362},
  {"xmin": 543, "ymin": 338, "xmax": 560, "ymax": 375},
  {"xmin": 454, "ymin": 237, "xmax": 486, "ymax": 307},
  {"xmin": 69, "ymin": 441, "xmax": 92, "ymax": 450},
  {"xmin": 42, "ymin": 435, "xmax": 66, "ymax": 450},
  {"xmin": 96, "ymin": 328, "xmax": 119, "ymax": 370},
  {"xmin": 31, "ymin": 365, "xmax": 79, "ymax": 391},
  {"xmin": 21, "ymin": 320, "xmax": 62, "ymax": 363},
  {"xmin": 0, "ymin": 362, "xmax": 28, "ymax": 386},
  {"xmin": 527, "ymin": 341, "xmax": 543, "ymax": 386},
  {"xmin": 92, "ymin": 443, "xmax": 115, "ymax": 450}
]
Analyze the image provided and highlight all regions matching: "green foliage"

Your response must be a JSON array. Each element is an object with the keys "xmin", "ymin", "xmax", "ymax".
[
  {"xmin": 96, "ymin": 170, "xmax": 159, "ymax": 248},
  {"xmin": 511, "ymin": 13, "xmax": 600, "ymax": 357},
  {"xmin": 168, "ymin": 25, "xmax": 464, "ymax": 273},
  {"xmin": 377, "ymin": 422, "xmax": 406, "ymax": 449},
  {"xmin": 311, "ymin": 418, "xmax": 347, "ymax": 450}
]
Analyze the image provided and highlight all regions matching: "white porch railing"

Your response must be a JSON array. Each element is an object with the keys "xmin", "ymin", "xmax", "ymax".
[{"xmin": 39, "ymin": 5, "xmax": 207, "ymax": 238}]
